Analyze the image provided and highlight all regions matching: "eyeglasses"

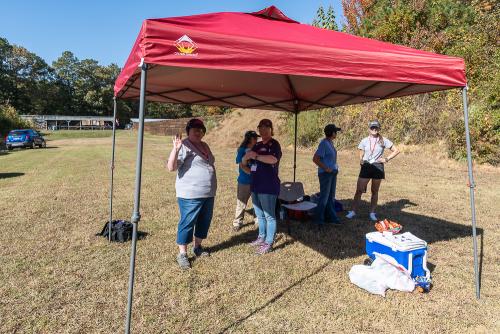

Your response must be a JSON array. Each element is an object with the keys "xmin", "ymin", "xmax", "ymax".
[{"xmin": 369, "ymin": 127, "xmax": 380, "ymax": 130}]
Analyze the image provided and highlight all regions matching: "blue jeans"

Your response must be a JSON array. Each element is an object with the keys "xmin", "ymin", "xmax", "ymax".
[
  {"xmin": 315, "ymin": 171, "xmax": 339, "ymax": 224},
  {"xmin": 176, "ymin": 197, "xmax": 214, "ymax": 245},
  {"xmin": 252, "ymin": 192, "xmax": 277, "ymax": 245}
]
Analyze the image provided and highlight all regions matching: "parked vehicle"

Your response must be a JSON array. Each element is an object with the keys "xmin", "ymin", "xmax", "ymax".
[{"xmin": 5, "ymin": 129, "xmax": 46, "ymax": 150}]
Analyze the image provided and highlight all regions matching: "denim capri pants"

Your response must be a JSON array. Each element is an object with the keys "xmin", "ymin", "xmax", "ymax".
[{"xmin": 176, "ymin": 197, "xmax": 215, "ymax": 245}]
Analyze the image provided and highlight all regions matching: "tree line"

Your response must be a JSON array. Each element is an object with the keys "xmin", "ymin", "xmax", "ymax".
[
  {"xmin": 0, "ymin": 37, "xmax": 226, "ymax": 133},
  {"xmin": 287, "ymin": 1, "xmax": 498, "ymax": 165}
]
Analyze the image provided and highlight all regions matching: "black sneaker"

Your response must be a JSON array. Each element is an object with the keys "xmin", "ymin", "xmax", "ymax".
[
  {"xmin": 327, "ymin": 219, "xmax": 343, "ymax": 225},
  {"xmin": 192, "ymin": 246, "xmax": 210, "ymax": 257},
  {"xmin": 176, "ymin": 253, "xmax": 191, "ymax": 270}
]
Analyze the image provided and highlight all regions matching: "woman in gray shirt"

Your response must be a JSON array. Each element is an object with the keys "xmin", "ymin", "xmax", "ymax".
[
  {"xmin": 167, "ymin": 118, "xmax": 217, "ymax": 269},
  {"xmin": 345, "ymin": 120, "xmax": 399, "ymax": 222}
]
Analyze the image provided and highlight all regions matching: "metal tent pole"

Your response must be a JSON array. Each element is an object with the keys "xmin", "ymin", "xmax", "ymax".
[
  {"xmin": 462, "ymin": 86, "xmax": 480, "ymax": 299},
  {"xmin": 108, "ymin": 97, "xmax": 118, "ymax": 242},
  {"xmin": 293, "ymin": 109, "xmax": 298, "ymax": 182},
  {"xmin": 125, "ymin": 62, "xmax": 148, "ymax": 334}
]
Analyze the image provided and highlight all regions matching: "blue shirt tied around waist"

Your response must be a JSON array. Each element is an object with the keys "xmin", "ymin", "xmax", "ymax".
[
  {"xmin": 236, "ymin": 146, "xmax": 251, "ymax": 184},
  {"xmin": 315, "ymin": 138, "xmax": 338, "ymax": 173}
]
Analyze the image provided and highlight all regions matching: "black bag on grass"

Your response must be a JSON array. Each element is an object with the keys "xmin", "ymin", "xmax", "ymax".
[{"xmin": 99, "ymin": 220, "xmax": 133, "ymax": 242}]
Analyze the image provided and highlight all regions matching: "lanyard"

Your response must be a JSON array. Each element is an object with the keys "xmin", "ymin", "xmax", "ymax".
[{"xmin": 189, "ymin": 140, "xmax": 209, "ymax": 160}]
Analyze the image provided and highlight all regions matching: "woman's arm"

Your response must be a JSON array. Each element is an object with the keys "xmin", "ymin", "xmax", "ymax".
[
  {"xmin": 240, "ymin": 162, "xmax": 251, "ymax": 174},
  {"xmin": 312, "ymin": 154, "xmax": 332, "ymax": 172},
  {"xmin": 242, "ymin": 150, "xmax": 257, "ymax": 164},
  {"xmin": 385, "ymin": 145, "xmax": 400, "ymax": 162},
  {"xmin": 167, "ymin": 135, "xmax": 183, "ymax": 171},
  {"xmin": 359, "ymin": 149, "xmax": 365, "ymax": 165},
  {"xmin": 255, "ymin": 154, "xmax": 278, "ymax": 165}
]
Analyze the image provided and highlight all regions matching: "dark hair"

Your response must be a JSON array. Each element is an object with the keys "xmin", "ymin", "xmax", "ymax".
[
  {"xmin": 324, "ymin": 127, "xmax": 335, "ymax": 137},
  {"xmin": 239, "ymin": 131, "xmax": 258, "ymax": 148},
  {"xmin": 257, "ymin": 119, "xmax": 274, "ymax": 136},
  {"xmin": 239, "ymin": 137, "xmax": 252, "ymax": 148},
  {"xmin": 185, "ymin": 118, "xmax": 206, "ymax": 135}
]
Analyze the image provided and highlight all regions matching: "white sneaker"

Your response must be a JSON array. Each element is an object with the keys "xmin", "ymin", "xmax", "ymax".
[
  {"xmin": 369, "ymin": 212, "xmax": 378, "ymax": 221},
  {"xmin": 346, "ymin": 211, "xmax": 356, "ymax": 219}
]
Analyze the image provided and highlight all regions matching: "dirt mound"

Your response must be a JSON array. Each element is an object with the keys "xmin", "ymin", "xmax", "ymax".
[{"xmin": 204, "ymin": 109, "xmax": 288, "ymax": 148}]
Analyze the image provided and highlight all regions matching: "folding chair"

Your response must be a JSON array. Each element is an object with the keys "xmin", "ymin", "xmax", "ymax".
[{"xmin": 278, "ymin": 182, "xmax": 317, "ymax": 236}]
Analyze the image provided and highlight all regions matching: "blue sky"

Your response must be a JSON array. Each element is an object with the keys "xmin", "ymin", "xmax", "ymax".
[{"xmin": 0, "ymin": 0, "xmax": 344, "ymax": 67}]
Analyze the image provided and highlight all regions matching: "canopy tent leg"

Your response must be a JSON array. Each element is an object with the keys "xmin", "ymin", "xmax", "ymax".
[
  {"xmin": 293, "ymin": 110, "xmax": 298, "ymax": 182},
  {"xmin": 125, "ymin": 62, "xmax": 148, "ymax": 334},
  {"xmin": 462, "ymin": 86, "xmax": 480, "ymax": 299},
  {"xmin": 108, "ymin": 97, "xmax": 118, "ymax": 242}
]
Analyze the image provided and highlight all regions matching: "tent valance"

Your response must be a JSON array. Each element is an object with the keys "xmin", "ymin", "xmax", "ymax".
[{"xmin": 114, "ymin": 6, "xmax": 466, "ymax": 112}]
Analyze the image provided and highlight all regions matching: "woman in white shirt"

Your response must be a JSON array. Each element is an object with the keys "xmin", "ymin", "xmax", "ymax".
[{"xmin": 345, "ymin": 120, "xmax": 399, "ymax": 221}]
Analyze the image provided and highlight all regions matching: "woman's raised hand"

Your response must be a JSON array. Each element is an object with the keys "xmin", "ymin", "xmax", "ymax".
[{"xmin": 173, "ymin": 134, "xmax": 183, "ymax": 151}]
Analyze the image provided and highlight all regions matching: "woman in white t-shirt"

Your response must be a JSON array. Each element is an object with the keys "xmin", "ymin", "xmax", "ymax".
[{"xmin": 345, "ymin": 120, "xmax": 399, "ymax": 221}]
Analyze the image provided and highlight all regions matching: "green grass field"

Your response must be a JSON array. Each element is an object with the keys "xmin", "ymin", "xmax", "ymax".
[
  {"xmin": 42, "ymin": 129, "xmax": 115, "ymax": 140},
  {"xmin": 0, "ymin": 131, "xmax": 499, "ymax": 333}
]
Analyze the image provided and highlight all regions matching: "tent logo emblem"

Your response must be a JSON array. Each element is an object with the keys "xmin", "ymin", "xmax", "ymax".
[{"xmin": 174, "ymin": 35, "xmax": 198, "ymax": 56}]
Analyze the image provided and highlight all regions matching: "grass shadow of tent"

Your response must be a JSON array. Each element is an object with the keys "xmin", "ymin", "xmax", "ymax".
[
  {"xmin": 284, "ymin": 198, "xmax": 481, "ymax": 260},
  {"xmin": 211, "ymin": 198, "xmax": 481, "ymax": 262}
]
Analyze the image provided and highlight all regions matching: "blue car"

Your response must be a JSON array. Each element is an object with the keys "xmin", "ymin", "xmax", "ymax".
[{"xmin": 6, "ymin": 129, "xmax": 46, "ymax": 150}]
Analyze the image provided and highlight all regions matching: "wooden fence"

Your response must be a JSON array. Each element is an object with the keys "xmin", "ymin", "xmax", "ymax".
[{"xmin": 133, "ymin": 116, "xmax": 223, "ymax": 136}]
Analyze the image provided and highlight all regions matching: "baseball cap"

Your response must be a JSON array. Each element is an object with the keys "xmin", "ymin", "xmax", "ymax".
[
  {"xmin": 257, "ymin": 119, "xmax": 273, "ymax": 128},
  {"xmin": 324, "ymin": 124, "xmax": 342, "ymax": 137},
  {"xmin": 244, "ymin": 130, "xmax": 260, "ymax": 139},
  {"xmin": 369, "ymin": 120, "xmax": 381, "ymax": 129}
]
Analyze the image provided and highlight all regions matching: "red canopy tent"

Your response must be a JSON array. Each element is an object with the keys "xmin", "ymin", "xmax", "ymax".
[{"xmin": 111, "ymin": 6, "xmax": 478, "ymax": 333}]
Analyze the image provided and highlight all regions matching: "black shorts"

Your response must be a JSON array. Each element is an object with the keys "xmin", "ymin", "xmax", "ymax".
[{"xmin": 359, "ymin": 162, "xmax": 385, "ymax": 179}]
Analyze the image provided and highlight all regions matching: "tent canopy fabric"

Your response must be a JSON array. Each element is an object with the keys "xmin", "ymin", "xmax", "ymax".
[{"xmin": 114, "ymin": 6, "xmax": 466, "ymax": 112}]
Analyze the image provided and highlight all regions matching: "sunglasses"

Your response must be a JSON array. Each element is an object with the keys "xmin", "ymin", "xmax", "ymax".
[{"xmin": 369, "ymin": 127, "xmax": 380, "ymax": 130}]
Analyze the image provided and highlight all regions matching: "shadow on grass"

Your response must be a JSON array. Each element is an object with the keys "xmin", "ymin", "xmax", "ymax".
[
  {"xmin": 214, "ymin": 198, "xmax": 483, "ymax": 332},
  {"xmin": 213, "ymin": 198, "xmax": 481, "ymax": 261},
  {"xmin": 0, "ymin": 172, "xmax": 25, "ymax": 179}
]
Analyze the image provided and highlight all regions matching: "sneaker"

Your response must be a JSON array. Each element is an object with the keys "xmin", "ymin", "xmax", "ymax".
[
  {"xmin": 369, "ymin": 212, "xmax": 378, "ymax": 221},
  {"xmin": 256, "ymin": 243, "xmax": 272, "ymax": 255},
  {"xmin": 250, "ymin": 237, "xmax": 265, "ymax": 247},
  {"xmin": 176, "ymin": 253, "xmax": 191, "ymax": 270},
  {"xmin": 327, "ymin": 219, "xmax": 343, "ymax": 225},
  {"xmin": 346, "ymin": 211, "xmax": 356, "ymax": 219},
  {"xmin": 192, "ymin": 246, "xmax": 210, "ymax": 257}
]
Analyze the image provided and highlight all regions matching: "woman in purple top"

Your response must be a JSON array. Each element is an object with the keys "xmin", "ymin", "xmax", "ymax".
[{"xmin": 242, "ymin": 119, "xmax": 282, "ymax": 254}]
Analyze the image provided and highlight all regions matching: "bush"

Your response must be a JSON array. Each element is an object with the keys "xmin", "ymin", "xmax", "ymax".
[
  {"xmin": 0, "ymin": 104, "xmax": 31, "ymax": 138},
  {"xmin": 447, "ymin": 104, "xmax": 500, "ymax": 165},
  {"xmin": 284, "ymin": 112, "xmax": 324, "ymax": 147}
]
